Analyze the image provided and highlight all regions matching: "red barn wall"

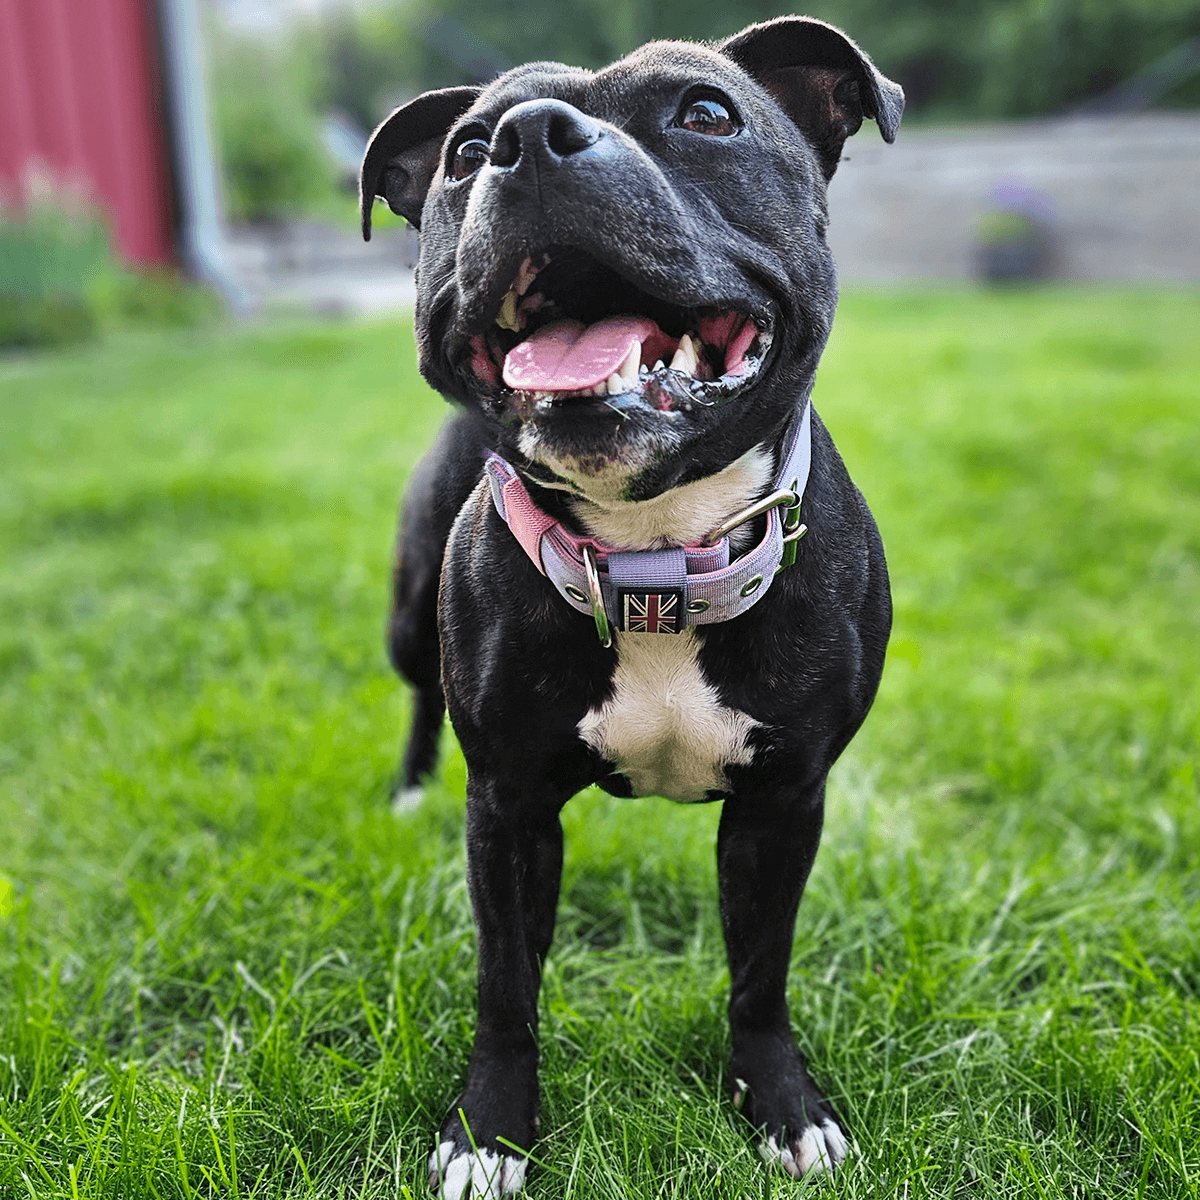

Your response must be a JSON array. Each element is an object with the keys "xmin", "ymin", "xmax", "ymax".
[{"xmin": 0, "ymin": 0, "xmax": 175, "ymax": 265}]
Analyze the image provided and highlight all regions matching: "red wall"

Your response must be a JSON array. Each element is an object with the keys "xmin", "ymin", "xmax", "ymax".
[{"xmin": 0, "ymin": 0, "xmax": 175, "ymax": 265}]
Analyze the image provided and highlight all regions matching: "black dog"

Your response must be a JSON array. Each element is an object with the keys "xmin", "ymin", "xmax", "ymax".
[{"xmin": 361, "ymin": 16, "xmax": 901, "ymax": 1195}]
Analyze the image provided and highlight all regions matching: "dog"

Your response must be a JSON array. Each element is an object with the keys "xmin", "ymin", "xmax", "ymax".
[{"xmin": 361, "ymin": 16, "xmax": 902, "ymax": 1195}]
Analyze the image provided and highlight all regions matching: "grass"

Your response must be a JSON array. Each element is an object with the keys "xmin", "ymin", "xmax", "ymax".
[{"xmin": 1, "ymin": 288, "xmax": 1198, "ymax": 1199}]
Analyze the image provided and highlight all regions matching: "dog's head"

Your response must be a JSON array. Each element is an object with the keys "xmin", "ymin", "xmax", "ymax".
[{"xmin": 361, "ymin": 17, "xmax": 902, "ymax": 502}]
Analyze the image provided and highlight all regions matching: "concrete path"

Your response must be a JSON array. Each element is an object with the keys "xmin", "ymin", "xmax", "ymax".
[{"xmin": 225, "ymin": 219, "xmax": 416, "ymax": 317}]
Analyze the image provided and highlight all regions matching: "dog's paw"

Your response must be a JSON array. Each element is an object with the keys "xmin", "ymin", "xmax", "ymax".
[
  {"xmin": 428, "ymin": 1140, "xmax": 528, "ymax": 1199},
  {"xmin": 731, "ymin": 1036, "xmax": 852, "ymax": 1179},
  {"xmin": 756, "ymin": 1119, "xmax": 848, "ymax": 1178}
]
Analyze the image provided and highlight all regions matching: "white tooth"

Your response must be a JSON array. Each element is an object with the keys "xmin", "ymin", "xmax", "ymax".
[
  {"xmin": 514, "ymin": 257, "xmax": 538, "ymax": 296},
  {"xmin": 653, "ymin": 359, "xmax": 665, "ymax": 372},
  {"xmin": 606, "ymin": 373, "xmax": 624, "ymax": 395},
  {"xmin": 669, "ymin": 333, "xmax": 699, "ymax": 376},
  {"xmin": 496, "ymin": 290, "xmax": 520, "ymax": 331},
  {"xmin": 619, "ymin": 343, "xmax": 640, "ymax": 386}
]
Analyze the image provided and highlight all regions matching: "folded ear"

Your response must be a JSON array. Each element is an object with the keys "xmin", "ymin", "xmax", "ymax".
[
  {"xmin": 720, "ymin": 16, "xmax": 904, "ymax": 180},
  {"xmin": 360, "ymin": 86, "xmax": 480, "ymax": 239}
]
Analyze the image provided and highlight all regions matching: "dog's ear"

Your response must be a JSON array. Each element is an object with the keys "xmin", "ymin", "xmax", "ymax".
[
  {"xmin": 720, "ymin": 16, "xmax": 903, "ymax": 180},
  {"xmin": 360, "ymin": 86, "xmax": 480, "ymax": 239}
]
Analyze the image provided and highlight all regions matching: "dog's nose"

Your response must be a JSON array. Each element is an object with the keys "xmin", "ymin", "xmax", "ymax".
[{"xmin": 489, "ymin": 99, "xmax": 602, "ymax": 170}]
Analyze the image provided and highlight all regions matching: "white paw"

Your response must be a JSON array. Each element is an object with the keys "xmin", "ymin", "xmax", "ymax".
[
  {"xmin": 392, "ymin": 785, "xmax": 424, "ymax": 813},
  {"xmin": 758, "ymin": 1119, "xmax": 849, "ymax": 1178},
  {"xmin": 429, "ymin": 1141, "xmax": 528, "ymax": 1198}
]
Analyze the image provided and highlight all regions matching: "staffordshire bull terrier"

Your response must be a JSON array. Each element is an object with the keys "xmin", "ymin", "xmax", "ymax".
[{"xmin": 361, "ymin": 16, "xmax": 902, "ymax": 1195}]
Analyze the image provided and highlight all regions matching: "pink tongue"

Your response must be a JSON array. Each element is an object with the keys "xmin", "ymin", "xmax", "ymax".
[{"xmin": 503, "ymin": 316, "xmax": 657, "ymax": 391}]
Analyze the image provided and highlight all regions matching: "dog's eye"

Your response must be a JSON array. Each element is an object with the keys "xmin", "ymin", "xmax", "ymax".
[
  {"xmin": 678, "ymin": 96, "xmax": 739, "ymax": 137},
  {"xmin": 450, "ymin": 139, "xmax": 490, "ymax": 181}
]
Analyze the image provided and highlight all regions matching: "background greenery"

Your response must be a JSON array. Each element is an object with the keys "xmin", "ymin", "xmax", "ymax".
[
  {"xmin": 288, "ymin": 0, "xmax": 1200, "ymax": 130},
  {"xmin": 0, "ymin": 189, "xmax": 219, "ymax": 352},
  {"xmin": 209, "ymin": 0, "xmax": 1200, "ymax": 225},
  {"xmin": 1, "ymin": 287, "xmax": 1197, "ymax": 1197}
]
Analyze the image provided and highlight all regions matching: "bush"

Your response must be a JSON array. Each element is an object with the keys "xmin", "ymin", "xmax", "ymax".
[
  {"xmin": 0, "ymin": 182, "xmax": 109, "ymax": 350},
  {"xmin": 0, "ymin": 175, "xmax": 219, "ymax": 352},
  {"xmin": 290, "ymin": 0, "xmax": 1200, "ymax": 125},
  {"xmin": 213, "ymin": 40, "xmax": 339, "ymax": 225}
]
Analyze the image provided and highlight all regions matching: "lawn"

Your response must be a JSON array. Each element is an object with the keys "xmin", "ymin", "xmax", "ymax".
[{"xmin": 1, "ymin": 288, "xmax": 1198, "ymax": 1199}]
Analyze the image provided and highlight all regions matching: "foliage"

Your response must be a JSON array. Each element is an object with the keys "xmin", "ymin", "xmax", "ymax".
[
  {"xmin": 0, "ymin": 185, "xmax": 109, "ymax": 348},
  {"xmin": 289, "ymin": 0, "xmax": 1200, "ymax": 129},
  {"xmin": 212, "ymin": 37, "xmax": 341, "ymax": 225},
  {"xmin": 0, "ymin": 181, "xmax": 219, "ymax": 352},
  {"xmin": 1, "ymin": 289, "xmax": 1198, "ymax": 1196}
]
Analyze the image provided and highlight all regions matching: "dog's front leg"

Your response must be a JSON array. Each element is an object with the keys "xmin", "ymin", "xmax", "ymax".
[
  {"xmin": 430, "ymin": 781, "xmax": 563, "ymax": 1199},
  {"xmin": 718, "ymin": 783, "xmax": 850, "ymax": 1178}
]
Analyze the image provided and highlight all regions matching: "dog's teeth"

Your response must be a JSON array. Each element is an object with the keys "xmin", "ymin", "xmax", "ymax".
[
  {"xmin": 606, "ymin": 373, "xmax": 624, "ymax": 395},
  {"xmin": 513, "ymin": 257, "xmax": 538, "ymax": 296},
  {"xmin": 619, "ymin": 343, "xmax": 640, "ymax": 387},
  {"xmin": 496, "ymin": 290, "xmax": 520, "ymax": 331},
  {"xmin": 669, "ymin": 333, "xmax": 699, "ymax": 376},
  {"xmin": 653, "ymin": 359, "xmax": 665, "ymax": 372}
]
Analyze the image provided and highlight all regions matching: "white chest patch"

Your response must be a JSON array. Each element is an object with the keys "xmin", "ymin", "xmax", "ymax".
[
  {"xmin": 578, "ymin": 630, "xmax": 759, "ymax": 802},
  {"xmin": 572, "ymin": 445, "xmax": 774, "ymax": 549}
]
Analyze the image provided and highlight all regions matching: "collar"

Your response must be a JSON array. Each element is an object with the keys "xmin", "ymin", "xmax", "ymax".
[{"xmin": 485, "ymin": 401, "xmax": 812, "ymax": 645}]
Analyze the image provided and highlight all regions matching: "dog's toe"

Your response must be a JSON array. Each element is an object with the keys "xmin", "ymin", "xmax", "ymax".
[
  {"xmin": 758, "ymin": 1118, "xmax": 849, "ymax": 1179},
  {"xmin": 818, "ymin": 1118, "xmax": 848, "ymax": 1165},
  {"xmin": 428, "ymin": 1141, "xmax": 528, "ymax": 1198},
  {"xmin": 392, "ymin": 785, "xmax": 425, "ymax": 813}
]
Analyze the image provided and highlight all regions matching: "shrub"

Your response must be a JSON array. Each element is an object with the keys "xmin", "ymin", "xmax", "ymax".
[
  {"xmin": 0, "ymin": 180, "xmax": 109, "ymax": 349},
  {"xmin": 213, "ymin": 40, "xmax": 339, "ymax": 225},
  {"xmin": 0, "ymin": 173, "xmax": 218, "ymax": 352}
]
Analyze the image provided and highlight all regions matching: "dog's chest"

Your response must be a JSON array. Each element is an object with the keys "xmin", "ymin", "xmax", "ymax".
[
  {"xmin": 572, "ymin": 447, "xmax": 770, "ymax": 802},
  {"xmin": 578, "ymin": 630, "xmax": 758, "ymax": 802}
]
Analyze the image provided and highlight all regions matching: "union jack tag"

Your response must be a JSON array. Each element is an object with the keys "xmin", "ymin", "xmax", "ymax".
[{"xmin": 620, "ymin": 589, "xmax": 683, "ymax": 634}]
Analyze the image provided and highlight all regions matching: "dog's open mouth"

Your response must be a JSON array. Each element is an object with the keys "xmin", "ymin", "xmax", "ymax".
[{"xmin": 465, "ymin": 249, "xmax": 773, "ymax": 417}]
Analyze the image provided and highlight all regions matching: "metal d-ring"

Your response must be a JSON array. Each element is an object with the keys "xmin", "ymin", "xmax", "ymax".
[
  {"xmin": 779, "ymin": 477, "xmax": 806, "ymax": 569},
  {"xmin": 702, "ymin": 487, "xmax": 798, "ymax": 546},
  {"xmin": 582, "ymin": 545, "xmax": 612, "ymax": 648}
]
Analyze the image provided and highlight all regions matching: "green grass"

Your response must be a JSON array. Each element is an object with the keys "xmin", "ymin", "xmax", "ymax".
[{"xmin": 1, "ymin": 289, "xmax": 1198, "ymax": 1199}]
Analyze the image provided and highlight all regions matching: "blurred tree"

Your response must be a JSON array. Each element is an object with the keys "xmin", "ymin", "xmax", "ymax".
[
  {"xmin": 291, "ymin": 0, "xmax": 1200, "ymax": 126},
  {"xmin": 213, "ymin": 37, "xmax": 338, "ymax": 224}
]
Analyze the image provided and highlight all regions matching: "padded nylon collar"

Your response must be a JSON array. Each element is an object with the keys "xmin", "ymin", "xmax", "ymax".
[{"xmin": 485, "ymin": 401, "xmax": 812, "ymax": 632}]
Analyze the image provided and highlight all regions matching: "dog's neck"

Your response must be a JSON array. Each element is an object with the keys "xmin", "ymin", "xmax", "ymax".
[{"xmin": 567, "ymin": 445, "xmax": 773, "ymax": 551}]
